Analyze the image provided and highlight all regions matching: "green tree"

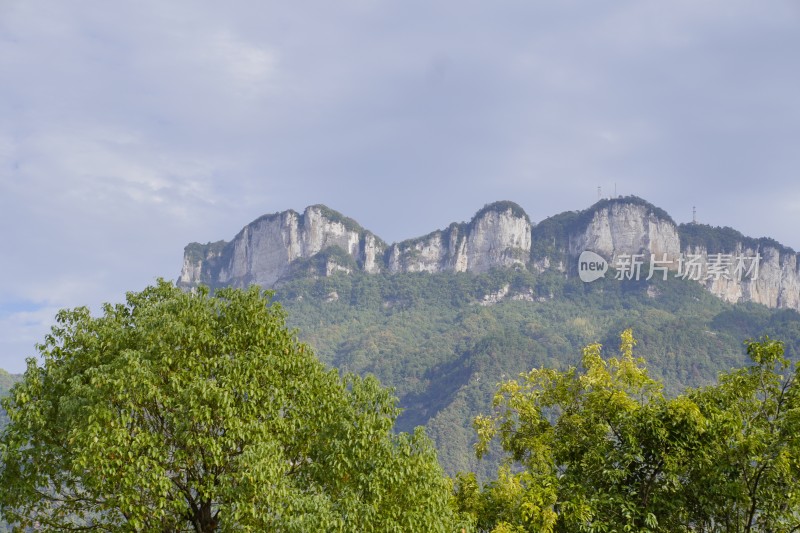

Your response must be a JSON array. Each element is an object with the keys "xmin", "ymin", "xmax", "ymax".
[
  {"xmin": 0, "ymin": 280, "xmax": 455, "ymax": 532},
  {"xmin": 684, "ymin": 337, "xmax": 800, "ymax": 532},
  {"xmin": 462, "ymin": 332, "xmax": 800, "ymax": 532}
]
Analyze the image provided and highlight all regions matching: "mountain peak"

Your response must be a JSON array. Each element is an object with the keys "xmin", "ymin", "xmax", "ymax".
[
  {"xmin": 582, "ymin": 195, "xmax": 675, "ymax": 225},
  {"xmin": 471, "ymin": 200, "xmax": 530, "ymax": 224},
  {"xmin": 178, "ymin": 198, "xmax": 800, "ymax": 312}
]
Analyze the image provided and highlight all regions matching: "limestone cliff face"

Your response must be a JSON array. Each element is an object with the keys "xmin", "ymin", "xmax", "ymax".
[
  {"xmin": 682, "ymin": 244, "xmax": 800, "ymax": 310},
  {"xmin": 567, "ymin": 201, "xmax": 681, "ymax": 265},
  {"xmin": 386, "ymin": 202, "xmax": 531, "ymax": 274},
  {"xmin": 179, "ymin": 241, "xmax": 227, "ymax": 288},
  {"xmin": 465, "ymin": 206, "xmax": 532, "ymax": 272},
  {"xmin": 177, "ymin": 205, "xmax": 384, "ymax": 289},
  {"xmin": 178, "ymin": 197, "xmax": 800, "ymax": 313},
  {"xmin": 553, "ymin": 198, "xmax": 800, "ymax": 310},
  {"xmin": 180, "ymin": 201, "xmax": 533, "ymax": 288},
  {"xmin": 386, "ymin": 228, "xmax": 461, "ymax": 274}
]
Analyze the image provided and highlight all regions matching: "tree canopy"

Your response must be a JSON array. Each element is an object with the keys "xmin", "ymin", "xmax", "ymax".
[
  {"xmin": 458, "ymin": 331, "xmax": 800, "ymax": 532},
  {"xmin": 0, "ymin": 280, "xmax": 456, "ymax": 532},
  {"xmin": 3, "ymin": 276, "xmax": 800, "ymax": 532}
]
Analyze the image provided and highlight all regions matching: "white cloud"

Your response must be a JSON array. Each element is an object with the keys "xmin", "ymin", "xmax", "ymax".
[
  {"xmin": 0, "ymin": 305, "xmax": 61, "ymax": 372},
  {"xmin": 208, "ymin": 30, "xmax": 279, "ymax": 99}
]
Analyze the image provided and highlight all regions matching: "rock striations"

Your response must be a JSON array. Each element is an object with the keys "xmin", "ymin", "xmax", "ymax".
[
  {"xmin": 178, "ymin": 197, "xmax": 800, "ymax": 311},
  {"xmin": 385, "ymin": 202, "xmax": 531, "ymax": 274},
  {"xmin": 179, "ymin": 205, "xmax": 386, "ymax": 288},
  {"xmin": 179, "ymin": 201, "xmax": 531, "ymax": 287}
]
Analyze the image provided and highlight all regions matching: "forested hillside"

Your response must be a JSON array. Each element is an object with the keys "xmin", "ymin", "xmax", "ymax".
[
  {"xmin": 0, "ymin": 371, "xmax": 20, "ymax": 433},
  {"xmin": 3, "ymin": 268, "xmax": 797, "ymax": 481},
  {"xmin": 274, "ymin": 268, "xmax": 800, "ymax": 479}
]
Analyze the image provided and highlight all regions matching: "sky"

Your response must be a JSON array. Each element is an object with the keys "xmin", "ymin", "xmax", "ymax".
[{"xmin": 1, "ymin": 0, "xmax": 799, "ymax": 372}]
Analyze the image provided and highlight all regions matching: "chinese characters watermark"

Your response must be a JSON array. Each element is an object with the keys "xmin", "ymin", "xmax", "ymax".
[{"xmin": 578, "ymin": 252, "xmax": 761, "ymax": 283}]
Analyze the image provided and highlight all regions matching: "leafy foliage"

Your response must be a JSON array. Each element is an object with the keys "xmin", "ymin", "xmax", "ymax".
[
  {"xmin": 0, "ymin": 281, "xmax": 456, "ymax": 532},
  {"xmin": 2, "ymin": 267, "xmax": 800, "ymax": 530},
  {"xmin": 459, "ymin": 332, "xmax": 800, "ymax": 532},
  {"xmin": 683, "ymin": 338, "xmax": 800, "ymax": 531},
  {"xmin": 0, "ymin": 371, "xmax": 19, "ymax": 530}
]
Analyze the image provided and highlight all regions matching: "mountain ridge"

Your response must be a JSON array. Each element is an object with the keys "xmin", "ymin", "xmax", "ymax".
[{"xmin": 178, "ymin": 197, "xmax": 800, "ymax": 311}]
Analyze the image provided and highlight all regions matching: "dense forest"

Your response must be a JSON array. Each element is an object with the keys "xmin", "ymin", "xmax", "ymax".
[
  {"xmin": 274, "ymin": 268, "xmax": 800, "ymax": 479},
  {"xmin": 1, "ymin": 278, "xmax": 800, "ymax": 531}
]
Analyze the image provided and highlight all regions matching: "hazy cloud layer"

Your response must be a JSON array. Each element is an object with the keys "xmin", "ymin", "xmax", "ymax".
[{"xmin": 2, "ymin": 1, "xmax": 799, "ymax": 371}]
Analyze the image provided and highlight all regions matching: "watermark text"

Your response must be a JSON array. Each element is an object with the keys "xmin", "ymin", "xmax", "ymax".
[{"xmin": 578, "ymin": 252, "xmax": 761, "ymax": 283}]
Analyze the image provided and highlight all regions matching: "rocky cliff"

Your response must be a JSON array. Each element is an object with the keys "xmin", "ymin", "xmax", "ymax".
[
  {"xmin": 178, "ymin": 197, "xmax": 800, "ymax": 312},
  {"xmin": 178, "ymin": 205, "xmax": 385, "ymax": 288},
  {"xmin": 567, "ymin": 201, "xmax": 681, "ymax": 264},
  {"xmin": 179, "ymin": 201, "xmax": 532, "ymax": 290},
  {"xmin": 678, "ymin": 224, "xmax": 800, "ymax": 310},
  {"xmin": 386, "ymin": 201, "xmax": 531, "ymax": 274},
  {"xmin": 531, "ymin": 196, "xmax": 800, "ymax": 310}
]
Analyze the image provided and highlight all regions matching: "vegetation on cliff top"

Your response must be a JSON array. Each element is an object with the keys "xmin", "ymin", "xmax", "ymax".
[
  {"xmin": 580, "ymin": 195, "xmax": 676, "ymax": 226},
  {"xmin": 183, "ymin": 239, "xmax": 228, "ymax": 264},
  {"xmin": 471, "ymin": 200, "xmax": 530, "ymax": 224},
  {"xmin": 679, "ymin": 221, "xmax": 795, "ymax": 255}
]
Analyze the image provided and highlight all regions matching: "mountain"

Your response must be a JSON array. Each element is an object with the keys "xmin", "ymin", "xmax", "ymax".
[
  {"xmin": 179, "ymin": 197, "xmax": 800, "ymax": 311},
  {"xmin": 178, "ymin": 201, "xmax": 533, "ymax": 287},
  {"xmin": 177, "ymin": 197, "xmax": 800, "ymax": 478}
]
